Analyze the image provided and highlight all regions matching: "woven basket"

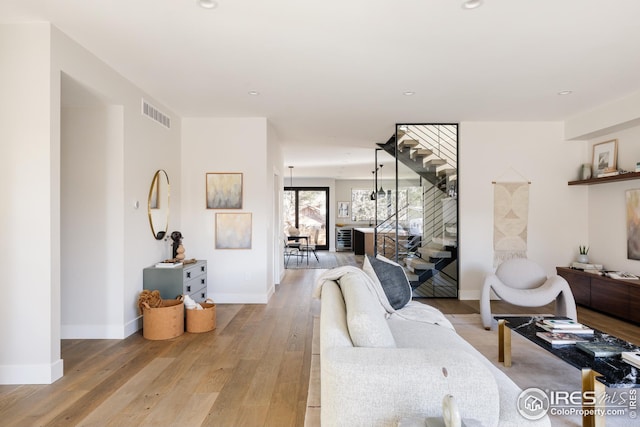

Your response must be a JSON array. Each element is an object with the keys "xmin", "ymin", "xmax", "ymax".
[
  {"xmin": 186, "ymin": 298, "xmax": 216, "ymax": 333},
  {"xmin": 142, "ymin": 299, "xmax": 184, "ymax": 340}
]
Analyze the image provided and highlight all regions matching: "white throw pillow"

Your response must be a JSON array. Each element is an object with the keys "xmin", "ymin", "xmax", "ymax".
[{"xmin": 339, "ymin": 271, "xmax": 396, "ymax": 348}]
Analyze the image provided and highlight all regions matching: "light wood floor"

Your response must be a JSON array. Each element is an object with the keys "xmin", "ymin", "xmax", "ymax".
[{"xmin": 1, "ymin": 253, "xmax": 638, "ymax": 426}]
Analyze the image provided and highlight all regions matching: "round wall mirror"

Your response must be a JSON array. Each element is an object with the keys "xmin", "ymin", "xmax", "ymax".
[{"xmin": 148, "ymin": 169, "xmax": 170, "ymax": 240}]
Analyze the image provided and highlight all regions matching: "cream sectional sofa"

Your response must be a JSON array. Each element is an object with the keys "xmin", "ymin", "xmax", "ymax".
[{"xmin": 315, "ymin": 257, "xmax": 550, "ymax": 427}]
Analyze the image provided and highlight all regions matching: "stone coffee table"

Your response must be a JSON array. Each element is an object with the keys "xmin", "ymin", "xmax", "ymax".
[{"xmin": 495, "ymin": 316, "xmax": 639, "ymax": 427}]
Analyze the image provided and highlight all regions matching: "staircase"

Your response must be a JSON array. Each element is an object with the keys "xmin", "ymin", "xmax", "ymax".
[{"xmin": 375, "ymin": 124, "xmax": 458, "ymax": 298}]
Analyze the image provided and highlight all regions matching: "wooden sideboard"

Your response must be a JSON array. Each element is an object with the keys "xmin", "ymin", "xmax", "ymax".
[{"xmin": 557, "ymin": 267, "xmax": 640, "ymax": 324}]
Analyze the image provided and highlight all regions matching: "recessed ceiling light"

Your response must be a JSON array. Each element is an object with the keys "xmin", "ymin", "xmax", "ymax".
[
  {"xmin": 462, "ymin": 0, "xmax": 483, "ymax": 9},
  {"xmin": 403, "ymin": 91, "xmax": 416, "ymax": 96},
  {"xmin": 198, "ymin": 0, "xmax": 218, "ymax": 9},
  {"xmin": 557, "ymin": 90, "xmax": 573, "ymax": 96},
  {"xmin": 248, "ymin": 90, "xmax": 260, "ymax": 96}
]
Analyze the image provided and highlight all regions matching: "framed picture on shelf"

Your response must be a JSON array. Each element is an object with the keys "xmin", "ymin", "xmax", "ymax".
[
  {"xmin": 592, "ymin": 139, "xmax": 617, "ymax": 175},
  {"xmin": 337, "ymin": 201, "xmax": 350, "ymax": 218}
]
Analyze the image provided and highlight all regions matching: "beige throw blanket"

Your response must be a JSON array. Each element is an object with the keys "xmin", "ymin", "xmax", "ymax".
[
  {"xmin": 493, "ymin": 182, "xmax": 529, "ymax": 267},
  {"xmin": 314, "ymin": 266, "xmax": 454, "ymax": 330}
]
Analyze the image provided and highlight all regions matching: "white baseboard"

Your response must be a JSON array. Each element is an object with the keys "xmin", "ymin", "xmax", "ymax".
[
  {"xmin": 125, "ymin": 316, "xmax": 142, "ymax": 337},
  {"xmin": 459, "ymin": 289, "xmax": 501, "ymax": 301},
  {"xmin": 266, "ymin": 284, "xmax": 275, "ymax": 301},
  {"xmin": 61, "ymin": 321, "xmax": 139, "ymax": 339},
  {"xmin": 458, "ymin": 289, "xmax": 481, "ymax": 300},
  {"xmin": 0, "ymin": 358, "xmax": 63, "ymax": 385}
]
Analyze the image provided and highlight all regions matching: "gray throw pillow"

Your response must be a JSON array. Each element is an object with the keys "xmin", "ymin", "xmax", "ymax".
[{"xmin": 366, "ymin": 255, "xmax": 411, "ymax": 309}]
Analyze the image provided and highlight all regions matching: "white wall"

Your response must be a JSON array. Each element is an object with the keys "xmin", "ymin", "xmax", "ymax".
[
  {"xmin": 0, "ymin": 23, "xmax": 61, "ymax": 385},
  {"xmin": 0, "ymin": 23, "xmax": 182, "ymax": 384},
  {"xmin": 268, "ymin": 123, "xmax": 285, "ymax": 284},
  {"xmin": 53, "ymin": 27, "xmax": 182, "ymax": 340},
  {"xmin": 586, "ymin": 127, "xmax": 640, "ymax": 273},
  {"xmin": 181, "ymin": 118, "xmax": 280, "ymax": 303},
  {"xmin": 564, "ymin": 89, "xmax": 640, "ymax": 141},
  {"xmin": 61, "ymin": 102, "xmax": 125, "ymax": 338},
  {"xmin": 458, "ymin": 122, "xmax": 586, "ymax": 300},
  {"xmin": 564, "ymin": 90, "xmax": 640, "ymax": 278}
]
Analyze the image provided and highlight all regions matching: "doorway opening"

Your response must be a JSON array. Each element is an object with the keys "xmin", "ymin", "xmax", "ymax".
[{"xmin": 283, "ymin": 187, "xmax": 330, "ymax": 250}]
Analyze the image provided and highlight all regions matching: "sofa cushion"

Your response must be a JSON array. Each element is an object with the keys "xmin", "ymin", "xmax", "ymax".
[
  {"xmin": 339, "ymin": 271, "xmax": 396, "ymax": 348},
  {"xmin": 363, "ymin": 255, "xmax": 412, "ymax": 310}
]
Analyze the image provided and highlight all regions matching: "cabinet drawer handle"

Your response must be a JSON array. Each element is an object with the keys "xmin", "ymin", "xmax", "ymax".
[
  {"xmin": 186, "ymin": 285, "xmax": 191, "ymax": 292},
  {"xmin": 186, "ymin": 272, "xmax": 191, "ymax": 278},
  {"xmin": 201, "ymin": 278, "xmax": 205, "ymax": 285},
  {"xmin": 201, "ymin": 292, "xmax": 206, "ymax": 299},
  {"xmin": 201, "ymin": 266, "xmax": 205, "ymax": 272}
]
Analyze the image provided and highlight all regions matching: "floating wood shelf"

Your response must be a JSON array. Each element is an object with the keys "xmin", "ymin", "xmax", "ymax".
[{"xmin": 568, "ymin": 171, "xmax": 640, "ymax": 186}]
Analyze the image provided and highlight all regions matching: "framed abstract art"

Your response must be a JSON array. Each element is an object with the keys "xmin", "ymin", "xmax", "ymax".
[{"xmin": 206, "ymin": 173, "xmax": 243, "ymax": 209}]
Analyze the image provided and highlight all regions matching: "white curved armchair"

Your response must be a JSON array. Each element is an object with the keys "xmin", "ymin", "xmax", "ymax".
[{"xmin": 480, "ymin": 258, "xmax": 577, "ymax": 329}]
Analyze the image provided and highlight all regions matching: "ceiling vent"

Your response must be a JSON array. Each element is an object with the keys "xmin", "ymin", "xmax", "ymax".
[{"xmin": 142, "ymin": 99, "xmax": 171, "ymax": 129}]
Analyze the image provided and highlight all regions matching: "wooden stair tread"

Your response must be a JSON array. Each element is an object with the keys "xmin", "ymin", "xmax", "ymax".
[
  {"xmin": 405, "ymin": 257, "xmax": 435, "ymax": 271},
  {"xmin": 432, "ymin": 237, "xmax": 457, "ymax": 247},
  {"xmin": 398, "ymin": 139, "xmax": 419, "ymax": 152},
  {"xmin": 410, "ymin": 148, "xmax": 433, "ymax": 160},
  {"xmin": 418, "ymin": 246, "xmax": 451, "ymax": 258},
  {"xmin": 404, "ymin": 268, "xmax": 419, "ymax": 281},
  {"xmin": 437, "ymin": 167, "xmax": 456, "ymax": 177},
  {"xmin": 424, "ymin": 158, "xmax": 447, "ymax": 167}
]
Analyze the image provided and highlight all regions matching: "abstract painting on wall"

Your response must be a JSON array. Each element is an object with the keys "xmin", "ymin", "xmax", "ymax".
[
  {"xmin": 626, "ymin": 189, "xmax": 640, "ymax": 260},
  {"xmin": 206, "ymin": 173, "xmax": 243, "ymax": 209},
  {"xmin": 215, "ymin": 212, "xmax": 252, "ymax": 249}
]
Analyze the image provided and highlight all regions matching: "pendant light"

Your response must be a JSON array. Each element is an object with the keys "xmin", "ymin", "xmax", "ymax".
[
  {"xmin": 377, "ymin": 164, "xmax": 385, "ymax": 198},
  {"xmin": 370, "ymin": 171, "xmax": 376, "ymax": 200},
  {"xmin": 288, "ymin": 166, "xmax": 294, "ymax": 187}
]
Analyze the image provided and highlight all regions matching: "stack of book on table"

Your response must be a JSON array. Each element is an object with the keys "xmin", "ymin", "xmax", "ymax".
[
  {"xmin": 535, "ymin": 319, "xmax": 594, "ymax": 346},
  {"xmin": 576, "ymin": 341, "xmax": 627, "ymax": 357},
  {"xmin": 621, "ymin": 351, "xmax": 640, "ymax": 368},
  {"xmin": 155, "ymin": 261, "xmax": 183, "ymax": 268},
  {"xmin": 605, "ymin": 271, "xmax": 639, "ymax": 280},
  {"xmin": 570, "ymin": 262, "xmax": 603, "ymax": 273},
  {"xmin": 536, "ymin": 319, "xmax": 594, "ymax": 334},
  {"xmin": 536, "ymin": 332, "xmax": 589, "ymax": 345}
]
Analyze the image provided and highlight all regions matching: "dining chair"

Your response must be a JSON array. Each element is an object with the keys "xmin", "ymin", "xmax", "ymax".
[{"xmin": 300, "ymin": 228, "xmax": 320, "ymax": 262}]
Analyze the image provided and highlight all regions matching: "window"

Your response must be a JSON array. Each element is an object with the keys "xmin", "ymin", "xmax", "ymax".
[
  {"xmin": 351, "ymin": 187, "xmax": 423, "ymax": 226},
  {"xmin": 350, "ymin": 189, "xmax": 374, "ymax": 223}
]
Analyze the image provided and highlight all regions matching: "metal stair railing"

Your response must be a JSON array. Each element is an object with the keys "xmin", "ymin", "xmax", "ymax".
[
  {"xmin": 374, "ymin": 202, "xmax": 421, "ymax": 263},
  {"xmin": 378, "ymin": 124, "xmax": 457, "ymax": 193},
  {"xmin": 406, "ymin": 124, "xmax": 457, "ymax": 167},
  {"xmin": 374, "ymin": 123, "xmax": 458, "ymax": 298}
]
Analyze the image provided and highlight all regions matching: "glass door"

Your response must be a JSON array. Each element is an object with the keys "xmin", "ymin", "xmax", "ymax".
[{"xmin": 284, "ymin": 187, "xmax": 329, "ymax": 250}]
